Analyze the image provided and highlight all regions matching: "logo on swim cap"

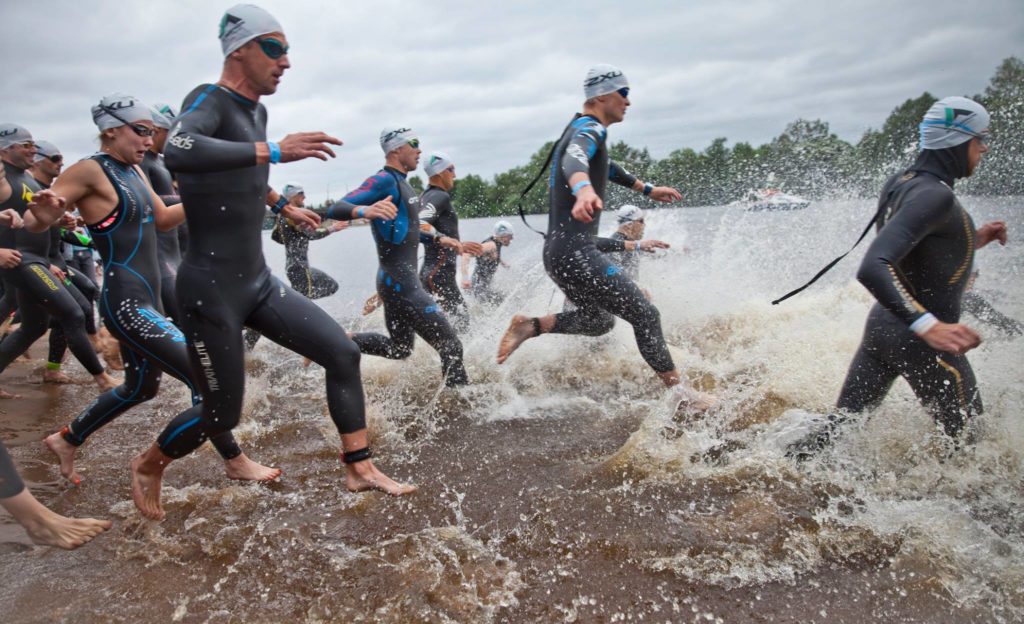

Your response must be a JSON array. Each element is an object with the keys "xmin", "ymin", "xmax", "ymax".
[
  {"xmin": 220, "ymin": 13, "xmax": 243, "ymax": 39},
  {"xmin": 105, "ymin": 97, "xmax": 137, "ymax": 111},
  {"xmin": 0, "ymin": 128, "xmax": 15, "ymax": 137},
  {"xmin": 382, "ymin": 128, "xmax": 412, "ymax": 143},
  {"xmin": 583, "ymin": 70, "xmax": 623, "ymax": 88}
]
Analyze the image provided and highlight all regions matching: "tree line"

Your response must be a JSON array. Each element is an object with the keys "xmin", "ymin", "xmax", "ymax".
[{"xmin": 443, "ymin": 56, "xmax": 1023, "ymax": 217}]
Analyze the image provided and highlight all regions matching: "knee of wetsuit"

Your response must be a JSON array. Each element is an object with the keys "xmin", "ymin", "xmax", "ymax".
[
  {"xmin": 588, "ymin": 313, "xmax": 616, "ymax": 336},
  {"xmin": 326, "ymin": 336, "xmax": 361, "ymax": 371}
]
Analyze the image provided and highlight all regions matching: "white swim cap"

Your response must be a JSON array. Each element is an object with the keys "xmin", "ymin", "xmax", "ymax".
[
  {"xmin": 919, "ymin": 96, "xmax": 990, "ymax": 150},
  {"xmin": 282, "ymin": 183, "xmax": 304, "ymax": 199},
  {"xmin": 33, "ymin": 140, "xmax": 61, "ymax": 162},
  {"xmin": 219, "ymin": 4, "xmax": 284, "ymax": 57},
  {"xmin": 380, "ymin": 126, "xmax": 418, "ymax": 154},
  {"xmin": 494, "ymin": 220, "xmax": 514, "ymax": 237},
  {"xmin": 584, "ymin": 64, "xmax": 629, "ymax": 99},
  {"xmin": 0, "ymin": 123, "xmax": 33, "ymax": 149},
  {"xmin": 92, "ymin": 93, "xmax": 153, "ymax": 130},
  {"xmin": 424, "ymin": 152, "xmax": 453, "ymax": 177}
]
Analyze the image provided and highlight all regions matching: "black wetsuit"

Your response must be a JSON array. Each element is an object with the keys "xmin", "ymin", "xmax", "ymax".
[
  {"xmin": 38, "ymin": 177, "xmax": 98, "ymax": 370},
  {"xmin": 0, "ymin": 440, "xmax": 24, "ymax": 499},
  {"xmin": 837, "ymin": 147, "xmax": 982, "ymax": 437},
  {"xmin": 327, "ymin": 167, "xmax": 467, "ymax": 386},
  {"xmin": 607, "ymin": 231, "xmax": 640, "ymax": 280},
  {"xmin": 276, "ymin": 218, "xmax": 339, "ymax": 299},
  {"xmin": 471, "ymin": 236, "xmax": 506, "ymax": 306},
  {"xmin": 0, "ymin": 162, "xmax": 104, "ymax": 376},
  {"xmin": 139, "ymin": 150, "xmax": 184, "ymax": 322},
  {"xmin": 57, "ymin": 154, "xmax": 244, "ymax": 458},
  {"xmin": 153, "ymin": 83, "xmax": 366, "ymax": 458},
  {"xmin": 418, "ymin": 186, "xmax": 468, "ymax": 331},
  {"xmin": 542, "ymin": 115, "xmax": 674, "ymax": 373}
]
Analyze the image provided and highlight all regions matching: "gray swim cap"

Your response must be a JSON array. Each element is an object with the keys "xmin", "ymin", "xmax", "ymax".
[
  {"xmin": 584, "ymin": 64, "xmax": 629, "ymax": 99},
  {"xmin": 0, "ymin": 123, "xmax": 33, "ymax": 149},
  {"xmin": 494, "ymin": 220, "xmax": 514, "ymax": 237},
  {"xmin": 380, "ymin": 126, "xmax": 418, "ymax": 154},
  {"xmin": 219, "ymin": 4, "xmax": 283, "ymax": 57},
  {"xmin": 92, "ymin": 93, "xmax": 153, "ymax": 130},
  {"xmin": 919, "ymin": 96, "xmax": 990, "ymax": 150},
  {"xmin": 282, "ymin": 183, "xmax": 304, "ymax": 199},
  {"xmin": 150, "ymin": 102, "xmax": 177, "ymax": 130},
  {"xmin": 33, "ymin": 140, "xmax": 61, "ymax": 161},
  {"xmin": 424, "ymin": 152, "xmax": 453, "ymax": 177},
  {"xmin": 617, "ymin": 205, "xmax": 643, "ymax": 223}
]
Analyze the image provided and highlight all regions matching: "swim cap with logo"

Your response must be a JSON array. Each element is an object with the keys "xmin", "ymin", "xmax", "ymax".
[
  {"xmin": 494, "ymin": 220, "xmax": 514, "ymax": 238},
  {"xmin": 919, "ymin": 96, "xmax": 990, "ymax": 150},
  {"xmin": 150, "ymin": 102, "xmax": 178, "ymax": 130},
  {"xmin": 584, "ymin": 64, "xmax": 629, "ymax": 99},
  {"xmin": 91, "ymin": 93, "xmax": 153, "ymax": 130},
  {"xmin": 424, "ymin": 152, "xmax": 453, "ymax": 177},
  {"xmin": 219, "ymin": 4, "xmax": 284, "ymax": 57},
  {"xmin": 33, "ymin": 140, "xmax": 61, "ymax": 162},
  {"xmin": 0, "ymin": 123, "xmax": 33, "ymax": 149},
  {"xmin": 617, "ymin": 205, "xmax": 643, "ymax": 223},
  {"xmin": 282, "ymin": 183, "xmax": 304, "ymax": 199},
  {"xmin": 380, "ymin": 126, "xmax": 418, "ymax": 154}
]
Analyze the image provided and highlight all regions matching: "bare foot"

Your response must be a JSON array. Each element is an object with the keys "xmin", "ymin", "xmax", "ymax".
[
  {"xmin": 94, "ymin": 372, "xmax": 119, "ymax": 392},
  {"xmin": 672, "ymin": 383, "xmax": 718, "ymax": 412},
  {"xmin": 44, "ymin": 430, "xmax": 81, "ymax": 484},
  {"xmin": 0, "ymin": 386, "xmax": 21, "ymax": 399},
  {"xmin": 1, "ymin": 489, "xmax": 111, "ymax": 550},
  {"xmin": 25, "ymin": 510, "xmax": 112, "ymax": 549},
  {"xmin": 43, "ymin": 369, "xmax": 75, "ymax": 385},
  {"xmin": 345, "ymin": 460, "xmax": 417, "ymax": 496},
  {"xmin": 497, "ymin": 314, "xmax": 536, "ymax": 364},
  {"xmin": 223, "ymin": 453, "xmax": 282, "ymax": 482},
  {"xmin": 130, "ymin": 450, "xmax": 168, "ymax": 520}
]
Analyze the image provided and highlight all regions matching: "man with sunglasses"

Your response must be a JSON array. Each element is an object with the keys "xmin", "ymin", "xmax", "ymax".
[
  {"xmin": 0, "ymin": 124, "xmax": 116, "ymax": 398},
  {"xmin": 497, "ymin": 65, "xmax": 711, "ymax": 407},
  {"xmin": 790, "ymin": 97, "xmax": 1008, "ymax": 458},
  {"xmin": 29, "ymin": 140, "xmax": 105, "ymax": 385},
  {"xmin": 124, "ymin": 4, "xmax": 413, "ymax": 520},
  {"xmin": 418, "ymin": 152, "xmax": 482, "ymax": 332},
  {"xmin": 326, "ymin": 128, "xmax": 469, "ymax": 387}
]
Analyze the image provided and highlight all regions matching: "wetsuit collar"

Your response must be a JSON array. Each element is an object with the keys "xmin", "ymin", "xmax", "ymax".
[
  {"xmin": 216, "ymin": 84, "xmax": 259, "ymax": 109},
  {"xmin": 909, "ymin": 143, "xmax": 971, "ymax": 188},
  {"xmin": 2, "ymin": 160, "xmax": 27, "ymax": 175},
  {"xmin": 384, "ymin": 165, "xmax": 407, "ymax": 179}
]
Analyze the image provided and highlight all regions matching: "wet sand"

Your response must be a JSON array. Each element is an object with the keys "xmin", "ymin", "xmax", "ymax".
[{"xmin": 0, "ymin": 342, "xmax": 1002, "ymax": 623}]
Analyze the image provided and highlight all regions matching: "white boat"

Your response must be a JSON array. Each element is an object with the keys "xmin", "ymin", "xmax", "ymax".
[{"xmin": 746, "ymin": 190, "xmax": 810, "ymax": 212}]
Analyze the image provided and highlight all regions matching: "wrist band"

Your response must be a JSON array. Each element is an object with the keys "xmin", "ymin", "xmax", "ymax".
[
  {"xmin": 910, "ymin": 312, "xmax": 938, "ymax": 336},
  {"xmin": 642, "ymin": 183, "xmax": 653, "ymax": 196},
  {"xmin": 270, "ymin": 196, "xmax": 288, "ymax": 215},
  {"xmin": 571, "ymin": 180, "xmax": 592, "ymax": 195},
  {"xmin": 356, "ymin": 207, "xmax": 365, "ymax": 219},
  {"xmin": 267, "ymin": 141, "xmax": 281, "ymax": 164}
]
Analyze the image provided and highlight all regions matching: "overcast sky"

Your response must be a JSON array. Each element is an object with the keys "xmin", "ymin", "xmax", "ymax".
[{"xmin": 2, "ymin": 0, "xmax": 1021, "ymax": 204}]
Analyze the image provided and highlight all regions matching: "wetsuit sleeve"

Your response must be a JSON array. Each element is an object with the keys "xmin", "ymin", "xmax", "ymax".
[
  {"xmin": 594, "ymin": 236, "xmax": 627, "ymax": 252},
  {"xmin": 856, "ymin": 185, "xmax": 956, "ymax": 325},
  {"xmin": 164, "ymin": 91, "xmax": 257, "ymax": 174},
  {"xmin": 561, "ymin": 120, "xmax": 606, "ymax": 181},
  {"xmin": 325, "ymin": 173, "xmax": 394, "ymax": 220},
  {"xmin": 609, "ymin": 161, "xmax": 638, "ymax": 189}
]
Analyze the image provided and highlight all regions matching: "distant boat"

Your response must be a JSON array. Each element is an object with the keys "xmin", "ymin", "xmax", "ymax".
[{"xmin": 745, "ymin": 190, "xmax": 810, "ymax": 212}]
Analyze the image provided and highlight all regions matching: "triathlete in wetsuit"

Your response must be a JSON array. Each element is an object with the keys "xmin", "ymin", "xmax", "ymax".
[
  {"xmin": 139, "ymin": 103, "xmax": 185, "ymax": 322},
  {"xmin": 0, "ymin": 124, "xmax": 115, "ymax": 393},
  {"xmin": 418, "ymin": 152, "xmax": 481, "ymax": 332},
  {"xmin": 462, "ymin": 220, "xmax": 513, "ymax": 306},
  {"xmin": 327, "ymin": 127, "xmax": 468, "ymax": 387},
  {"xmin": 497, "ymin": 66, "xmax": 706, "ymax": 399},
  {"xmin": 28, "ymin": 94, "xmax": 275, "ymax": 486},
  {"xmin": 122, "ymin": 5, "xmax": 413, "ymax": 520},
  {"xmin": 789, "ymin": 97, "xmax": 1006, "ymax": 458},
  {"xmin": 29, "ymin": 141, "xmax": 102, "ymax": 384},
  {"xmin": 275, "ymin": 183, "xmax": 344, "ymax": 299}
]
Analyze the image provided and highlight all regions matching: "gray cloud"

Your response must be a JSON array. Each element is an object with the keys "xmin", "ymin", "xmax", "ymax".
[{"xmin": 2, "ymin": 0, "xmax": 1021, "ymax": 204}]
